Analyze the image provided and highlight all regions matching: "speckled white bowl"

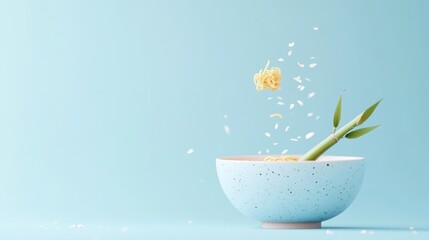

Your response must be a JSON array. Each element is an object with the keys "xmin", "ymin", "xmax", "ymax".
[{"xmin": 216, "ymin": 155, "xmax": 365, "ymax": 229}]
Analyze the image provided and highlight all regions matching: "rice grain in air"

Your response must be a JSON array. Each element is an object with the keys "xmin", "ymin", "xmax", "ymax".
[{"xmin": 305, "ymin": 132, "xmax": 315, "ymax": 139}]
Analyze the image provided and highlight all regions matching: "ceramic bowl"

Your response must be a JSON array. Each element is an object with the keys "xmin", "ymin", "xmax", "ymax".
[{"xmin": 216, "ymin": 155, "xmax": 365, "ymax": 229}]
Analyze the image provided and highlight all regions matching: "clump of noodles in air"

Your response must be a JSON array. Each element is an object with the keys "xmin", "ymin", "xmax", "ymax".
[{"xmin": 253, "ymin": 61, "xmax": 282, "ymax": 91}]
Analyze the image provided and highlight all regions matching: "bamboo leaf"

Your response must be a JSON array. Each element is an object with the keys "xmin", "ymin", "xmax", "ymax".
[
  {"xmin": 345, "ymin": 125, "xmax": 380, "ymax": 139},
  {"xmin": 333, "ymin": 95, "xmax": 342, "ymax": 129},
  {"xmin": 357, "ymin": 99, "xmax": 382, "ymax": 125}
]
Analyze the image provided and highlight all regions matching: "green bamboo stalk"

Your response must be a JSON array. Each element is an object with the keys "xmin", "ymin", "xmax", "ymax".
[
  {"xmin": 299, "ymin": 114, "xmax": 362, "ymax": 161},
  {"xmin": 300, "ymin": 98, "xmax": 382, "ymax": 161}
]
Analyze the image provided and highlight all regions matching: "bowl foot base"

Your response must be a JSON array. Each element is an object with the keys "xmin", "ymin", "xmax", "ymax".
[{"xmin": 262, "ymin": 222, "xmax": 321, "ymax": 229}]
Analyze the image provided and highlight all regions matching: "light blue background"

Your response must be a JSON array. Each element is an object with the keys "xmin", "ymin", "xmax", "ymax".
[{"xmin": 0, "ymin": 0, "xmax": 428, "ymax": 239}]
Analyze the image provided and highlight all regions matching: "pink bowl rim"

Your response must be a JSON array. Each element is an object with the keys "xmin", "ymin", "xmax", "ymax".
[{"xmin": 216, "ymin": 155, "xmax": 364, "ymax": 163}]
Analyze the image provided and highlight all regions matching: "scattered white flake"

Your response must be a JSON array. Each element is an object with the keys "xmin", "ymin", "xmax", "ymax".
[
  {"xmin": 11, "ymin": 221, "xmax": 16, "ymax": 225},
  {"xmin": 297, "ymin": 100, "xmax": 303, "ymax": 106},
  {"xmin": 313, "ymin": 26, "xmax": 319, "ymax": 31},
  {"xmin": 224, "ymin": 114, "xmax": 228, "ymax": 119},
  {"xmin": 187, "ymin": 220, "xmax": 193, "ymax": 225},
  {"xmin": 267, "ymin": 97, "xmax": 273, "ymax": 100},
  {"xmin": 187, "ymin": 148, "xmax": 194, "ymax": 154},
  {"xmin": 289, "ymin": 103, "xmax": 295, "ymax": 109},
  {"xmin": 297, "ymin": 136, "xmax": 301, "ymax": 139},
  {"xmin": 293, "ymin": 75, "xmax": 302, "ymax": 83},
  {"xmin": 288, "ymin": 42, "xmax": 295, "ymax": 47},
  {"xmin": 277, "ymin": 101, "xmax": 285, "ymax": 106},
  {"xmin": 308, "ymin": 92, "xmax": 315, "ymax": 98},
  {"xmin": 305, "ymin": 132, "xmax": 315, "ymax": 139},
  {"xmin": 277, "ymin": 96, "xmax": 283, "ymax": 100},
  {"xmin": 305, "ymin": 77, "xmax": 311, "ymax": 82},
  {"xmin": 409, "ymin": 226, "xmax": 415, "ymax": 230},
  {"xmin": 224, "ymin": 125, "xmax": 230, "ymax": 134},
  {"xmin": 258, "ymin": 150, "xmax": 262, "ymax": 155},
  {"xmin": 307, "ymin": 112, "xmax": 314, "ymax": 117},
  {"xmin": 284, "ymin": 126, "xmax": 290, "ymax": 132},
  {"xmin": 297, "ymin": 85, "xmax": 305, "ymax": 91},
  {"xmin": 278, "ymin": 58, "xmax": 284, "ymax": 62},
  {"xmin": 316, "ymin": 115, "xmax": 320, "ymax": 120},
  {"xmin": 412, "ymin": 230, "xmax": 419, "ymax": 235},
  {"xmin": 273, "ymin": 142, "xmax": 279, "ymax": 146},
  {"xmin": 265, "ymin": 132, "xmax": 271, "ymax": 137},
  {"xmin": 309, "ymin": 63, "xmax": 317, "ymax": 68},
  {"xmin": 290, "ymin": 138, "xmax": 298, "ymax": 142},
  {"xmin": 274, "ymin": 123, "xmax": 279, "ymax": 129},
  {"xmin": 281, "ymin": 149, "xmax": 288, "ymax": 154},
  {"xmin": 297, "ymin": 62, "xmax": 305, "ymax": 68},
  {"xmin": 360, "ymin": 230, "xmax": 368, "ymax": 235},
  {"xmin": 121, "ymin": 227, "xmax": 129, "ymax": 233},
  {"xmin": 368, "ymin": 230, "xmax": 375, "ymax": 235},
  {"xmin": 266, "ymin": 149, "xmax": 270, "ymax": 153},
  {"xmin": 70, "ymin": 224, "xmax": 85, "ymax": 229},
  {"xmin": 310, "ymin": 56, "xmax": 316, "ymax": 59},
  {"xmin": 325, "ymin": 229, "xmax": 333, "ymax": 235},
  {"xmin": 288, "ymin": 50, "xmax": 293, "ymax": 56}
]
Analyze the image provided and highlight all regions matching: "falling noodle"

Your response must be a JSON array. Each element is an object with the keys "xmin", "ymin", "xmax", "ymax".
[
  {"xmin": 254, "ymin": 61, "xmax": 282, "ymax": 91},
  {"xmin": 269, "ymin": 113, "xmax": 284, "ymax": 118}
]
